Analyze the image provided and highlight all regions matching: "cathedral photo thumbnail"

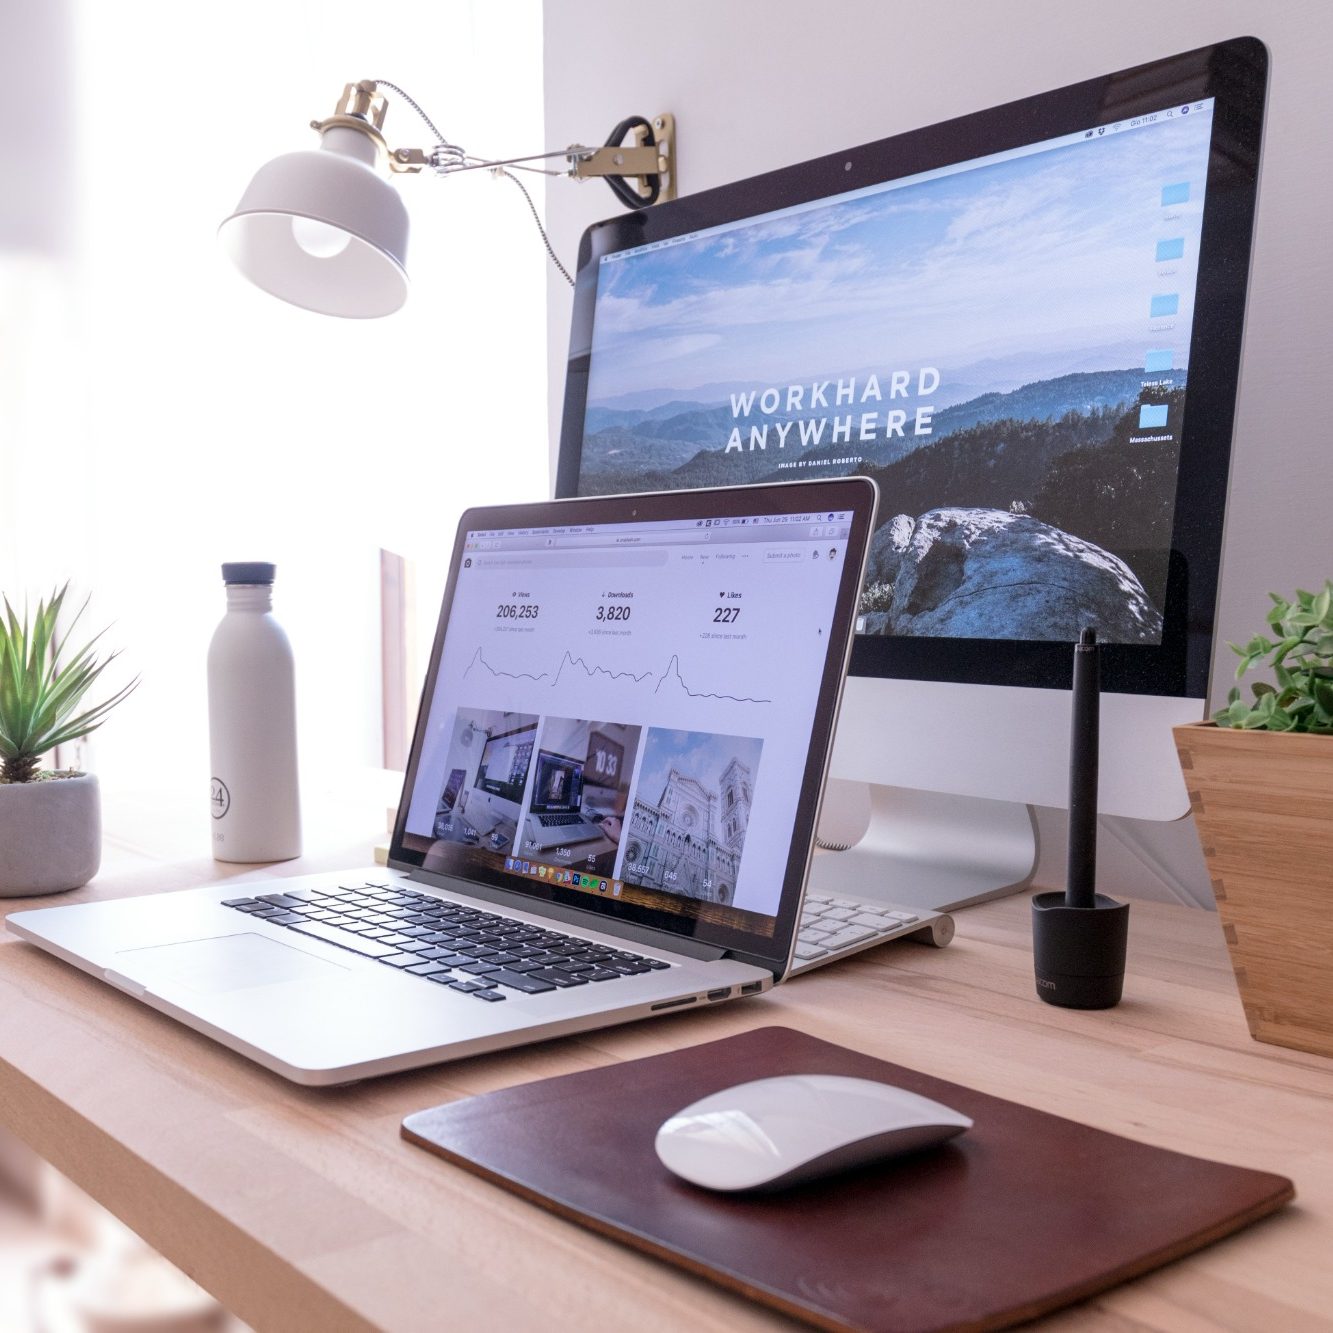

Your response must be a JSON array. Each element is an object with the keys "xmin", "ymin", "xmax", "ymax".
[{"xmin": 623, "ymin": 728, "xmax": 763, "ymax": 905}]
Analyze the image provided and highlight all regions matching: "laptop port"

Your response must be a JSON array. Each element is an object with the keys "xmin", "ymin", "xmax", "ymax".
[
  {"xmin": 740, "ymin": 981, "xmax": 764, "ymax": 996},
  {"xmin": 650, "ymin": 996, "xmax": 697, "ymax": 1011},
  {"xmin": 706, "ymin": 988, "xmax": 731, "ymax": 1002}
]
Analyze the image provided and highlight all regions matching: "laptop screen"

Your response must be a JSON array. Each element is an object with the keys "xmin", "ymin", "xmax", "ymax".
[{"xmin": 392, "ymin": 478, "xmax": 876, "ymax": 967}]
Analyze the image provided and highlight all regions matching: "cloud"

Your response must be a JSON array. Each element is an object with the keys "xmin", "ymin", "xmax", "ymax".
[{"xmin": 588, "ymin": 114, "xmax": 1215, "ymax": 395}]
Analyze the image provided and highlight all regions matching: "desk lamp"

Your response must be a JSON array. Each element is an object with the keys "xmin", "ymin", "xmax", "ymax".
[{"xmin": 219, "ymin": 80, "xmax": 675, "ymax": 317}]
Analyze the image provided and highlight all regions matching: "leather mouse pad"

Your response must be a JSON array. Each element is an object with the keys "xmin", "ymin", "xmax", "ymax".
[{"xmin": 401, "ymin": 1025, "xmax": 1293, "ymax": 1331}]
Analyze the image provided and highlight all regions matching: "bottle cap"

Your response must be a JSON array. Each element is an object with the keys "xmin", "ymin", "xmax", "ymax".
[{"xmin": 221, "ymin": 562, "xmax": 276, "ymax": 585}]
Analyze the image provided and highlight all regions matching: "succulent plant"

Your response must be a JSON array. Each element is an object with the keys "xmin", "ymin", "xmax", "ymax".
[
  {"xmin": 0, "ymin": 585, "xmax": 138, "ymax": 783},
  {"xmin": 1215, "ymin": 580, "xmax": 1333, "ymax": 733}
]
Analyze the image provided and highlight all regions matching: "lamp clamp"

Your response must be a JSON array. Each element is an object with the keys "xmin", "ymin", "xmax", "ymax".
[{"xmin": 568, "ymin": 114, "xmax": 676, "ymax": 202}]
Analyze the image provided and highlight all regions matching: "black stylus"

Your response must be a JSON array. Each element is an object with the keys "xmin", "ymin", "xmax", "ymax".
[
  {"xmin": 1066, "ymin": 627, "xmax": 1098, "ymax": 911},
  {"xmin": 1031, "ymin": 626, "xmax": 1128, "ymax": 1009}
]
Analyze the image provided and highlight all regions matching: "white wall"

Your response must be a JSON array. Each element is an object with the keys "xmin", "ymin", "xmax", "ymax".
[{"xmin": 541, "ymin": 0, "xmax": 1333, "ymax": 905}]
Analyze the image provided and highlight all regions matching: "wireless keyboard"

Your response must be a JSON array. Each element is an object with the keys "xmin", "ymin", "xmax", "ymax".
[{"xmin": 790, "ymin": 892, "xmax": 953, "ymax": 974}]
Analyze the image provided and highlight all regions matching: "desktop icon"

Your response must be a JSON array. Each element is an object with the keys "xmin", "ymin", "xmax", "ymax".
[
  {"xmin": 504, "ymin": 857, "xmax": 514, "ymax": 871},
  {"xmin": 538, "ymin": 866, "xmax": 548, "ymax": 878}
]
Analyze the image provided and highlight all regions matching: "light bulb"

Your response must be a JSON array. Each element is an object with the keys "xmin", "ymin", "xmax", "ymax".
[{"xmin": 291, "ymin": 216, "xmax": 352, "ymax": 259}]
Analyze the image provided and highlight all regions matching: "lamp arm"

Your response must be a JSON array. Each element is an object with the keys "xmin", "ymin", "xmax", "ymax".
[
  {"xmin": 385, "ymin": 146, "xmax": 575, "ymax": 176},
  {"xmin": 386, "ymin": 137, "xmax": 673, "ymax": 201},
  {"xmin": 362, "ymin": 79, "xmax": 674, "ymax": 203}
]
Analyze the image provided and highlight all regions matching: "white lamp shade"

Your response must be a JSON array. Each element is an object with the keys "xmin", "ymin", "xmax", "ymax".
[{"xmin": 219, "ymin": 132, "xmax": 410, "ymax": 318}]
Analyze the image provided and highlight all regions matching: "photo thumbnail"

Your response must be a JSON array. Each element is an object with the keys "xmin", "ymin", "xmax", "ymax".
[
  {"xmin": 519, "ymin": 717, "xmax": 641, "ymax": 879},
  {"xmin": 623, "ymin": 728, "xmax": 762, "ymax": 905},
  {"xmin": 430, "ymin": 707, "xmax": 538, "ymax": 859}
]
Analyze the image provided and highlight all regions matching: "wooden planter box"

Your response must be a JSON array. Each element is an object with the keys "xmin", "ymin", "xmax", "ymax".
[{"xmin": 1174, "ymin": 721, "xmax": 1333, "ymax": 1059}]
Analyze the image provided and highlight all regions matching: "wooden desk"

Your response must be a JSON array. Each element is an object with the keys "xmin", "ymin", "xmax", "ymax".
[{"xmin": 2, "ymin": 852, "xmax": 1332, "ymax": 1332}]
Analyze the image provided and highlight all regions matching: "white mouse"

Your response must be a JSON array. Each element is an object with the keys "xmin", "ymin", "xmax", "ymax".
[{"xmin": 654, "ymin": 1073, "xmax": 972, "ymax": 1192}]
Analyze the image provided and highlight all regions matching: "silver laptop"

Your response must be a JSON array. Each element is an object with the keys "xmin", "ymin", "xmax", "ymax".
[
  {"xmin": 10, "ymin": 478, "xmax": 878, "ymax": 1085},
  {"xmin": 522, "ymin": 748, "xmax": 607, "ymax": 849}
]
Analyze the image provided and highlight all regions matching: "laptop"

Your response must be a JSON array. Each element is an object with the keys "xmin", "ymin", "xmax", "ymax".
[
  {"xmin": 10, "ymin": 478, "xmax": 880, "ymax": 1085},
  {"xmin": 523, "ymin": 749, "xmax": 606, "ymax": 849}
]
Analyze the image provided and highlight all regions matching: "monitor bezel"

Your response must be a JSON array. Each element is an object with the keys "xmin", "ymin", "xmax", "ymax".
[
  {"xmin": 388, "ymin": 475, "xmax": 879, "ymax": 973},
  {"xmin": 554, "ymin": 36, "xmax": 1268, "ymax": 701}
]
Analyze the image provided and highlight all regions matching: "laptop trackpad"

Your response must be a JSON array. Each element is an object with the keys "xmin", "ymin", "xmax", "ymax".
[{"xmin": 115, "ymin": 932, "xmax": 349, "ymax": 993}]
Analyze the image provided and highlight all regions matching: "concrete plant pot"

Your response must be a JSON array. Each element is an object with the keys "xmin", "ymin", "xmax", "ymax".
[{"xmin": 0, "ymin": 772, "xmax": 101, "ymax": 897}]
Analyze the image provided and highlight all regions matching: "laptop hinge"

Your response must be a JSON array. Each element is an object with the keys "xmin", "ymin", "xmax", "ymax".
[{"xmin": 403, "ymin": 865, "xmax": 729, "ymax": 962}]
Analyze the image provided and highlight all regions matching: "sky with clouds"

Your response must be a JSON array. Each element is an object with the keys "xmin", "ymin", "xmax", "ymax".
[
  {"xmin": 633, "ymin": 727, "xmax": 763, "ymax": 813},
  {"xmin": 586, "ymin": 109, "xmax": 1213, "ymax": 406}
]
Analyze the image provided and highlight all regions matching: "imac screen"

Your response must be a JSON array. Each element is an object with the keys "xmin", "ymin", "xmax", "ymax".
[
  {"xmin": 475, "ymin": 724, "xmax": 536, "ymax": 803},
  {"xmin": 558, "ymin": 39, "xmax": 1267, "ymax": 696}
]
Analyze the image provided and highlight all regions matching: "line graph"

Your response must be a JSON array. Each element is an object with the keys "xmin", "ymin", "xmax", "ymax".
[{"xmin": 462, "ymin": 647, "xmax": 773, "ymax": 705}]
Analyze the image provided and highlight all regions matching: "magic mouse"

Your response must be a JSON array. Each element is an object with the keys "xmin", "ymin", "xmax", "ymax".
[{"xmin": 655, "ymin": 1073, "xmax": 972, "ymax": 1192}]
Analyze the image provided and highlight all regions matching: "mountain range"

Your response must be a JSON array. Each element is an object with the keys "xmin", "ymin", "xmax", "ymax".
[{"xmin": 577, "ymin": 367, "xmax": 1184, "ymax": 494}]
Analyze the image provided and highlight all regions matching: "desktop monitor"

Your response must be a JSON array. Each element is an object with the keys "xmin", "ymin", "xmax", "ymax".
[
  {"xmin": 554, "ymin": 37, "xmax": 1268, "ymax": 909},
  {"xmin": 475, "ymin": 723, "xmax": 537, "ymax": 806}
]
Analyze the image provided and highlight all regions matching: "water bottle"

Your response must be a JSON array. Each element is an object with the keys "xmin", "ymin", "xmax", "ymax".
[{"xmin": 207, "ymin": 562, "xmax": 302, "ymax": 862}]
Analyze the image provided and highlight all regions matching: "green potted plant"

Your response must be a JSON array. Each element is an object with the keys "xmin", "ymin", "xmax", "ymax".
[
  {"xmin": 1173, "ymin": 580, "xmax": 1333, "ymax": 1059},
  {"xmin": 0, "ymin": 586, "xmax": 137, "ymax": 897}
]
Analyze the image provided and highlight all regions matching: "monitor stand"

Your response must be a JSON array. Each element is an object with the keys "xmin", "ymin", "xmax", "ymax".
[{"xmin": 807, "ymin": 781, "xmax": 1038, "ymax": 913}]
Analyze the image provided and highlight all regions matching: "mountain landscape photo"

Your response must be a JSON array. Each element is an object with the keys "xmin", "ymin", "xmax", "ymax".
[{"xmin": 576, "ymin": 104, "xmax": 1212, "ymax": 644}]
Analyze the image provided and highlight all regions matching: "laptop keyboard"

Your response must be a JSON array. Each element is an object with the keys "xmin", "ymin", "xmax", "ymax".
[
  {"xmin": 221, "ymin": 882, "xmax": 671, "ymax": 1002},
  {"xmin": 535, "ymin": 813, "xmax": 584, "ymax": 827}
]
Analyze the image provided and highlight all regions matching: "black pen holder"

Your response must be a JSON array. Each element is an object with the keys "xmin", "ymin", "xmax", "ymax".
[{"xmin": 1031, "ymin": 892, "xmax": 1129, "ymax": 1009}]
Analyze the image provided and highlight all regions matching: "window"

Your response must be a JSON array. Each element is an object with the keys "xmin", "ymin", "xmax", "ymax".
[{"xmin": 0, "ymin": 2, "xmax": 550, "ymax": 821}]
